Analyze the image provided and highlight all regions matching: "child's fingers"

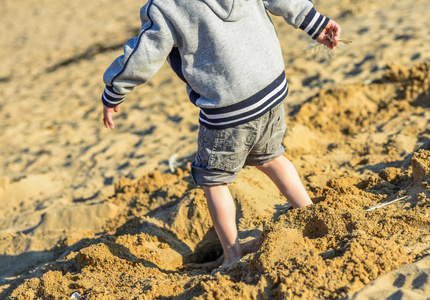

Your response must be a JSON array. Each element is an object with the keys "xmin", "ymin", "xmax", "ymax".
[
  {"xmin": 326, "ymin": 40, "xmax": 334, "ymax": 49},
  {"xmin": 103, "ymin": 105, "xmax": 116, "ymax": 129},
  {"xmin": 105, "ymin": 113, "xmax": 115, "ymax": 129},
  {"xmin": 330, "ymin": 21, "xmax": 341, "ymax": 43},
  {"xmin": 333, "ymin": 23, "xmax": 341, "ymax": 41},
  {"xmin": 316, "ymin": 20, "xmax": 341, "ymax": 49},
  {"xmin": 322, "ymin": 35, "xmax": 334, "ymax": 49},
  {"xmin": 324, "ymin": 22, "xmax": 341, "ymax": 48}
]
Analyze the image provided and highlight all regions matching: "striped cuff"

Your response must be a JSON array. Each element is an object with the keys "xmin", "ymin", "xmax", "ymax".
[
  {"xmin": 102, "ymin": 85, "xmax": 126, "ymax": 108},
  {"xmin": 299, "ymin": 8, "xmax": 330, "ymax": 40}
]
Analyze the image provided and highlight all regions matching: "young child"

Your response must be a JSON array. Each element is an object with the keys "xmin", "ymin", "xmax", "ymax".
[{"xmin": 102, "ymin": 0, "xmax": 341, "ymax": 268}]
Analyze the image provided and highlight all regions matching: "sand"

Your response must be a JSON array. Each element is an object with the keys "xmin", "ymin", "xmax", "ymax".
[{"xmin": 0, "ymin": 0, "xmax": 429, "ymax": 299}]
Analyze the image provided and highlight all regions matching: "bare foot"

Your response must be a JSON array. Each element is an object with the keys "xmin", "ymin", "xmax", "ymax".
[
  {"xmin": 180, "ymin": 255, "xmax": 223, "ymax": 272},
  {"xmin": 221, "ymin": 256, "xmax": 241, "ymax": 268}
]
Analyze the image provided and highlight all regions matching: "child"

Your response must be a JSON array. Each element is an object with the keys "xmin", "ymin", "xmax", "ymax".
[{"xmin": 102, "ymin": 0, "xmax": 341, "ymax": 268}]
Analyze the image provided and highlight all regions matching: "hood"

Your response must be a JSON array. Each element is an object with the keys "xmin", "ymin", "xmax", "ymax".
[{"xmin": 202, "ymin": 0, "xmax": 248, "ymax": 21}]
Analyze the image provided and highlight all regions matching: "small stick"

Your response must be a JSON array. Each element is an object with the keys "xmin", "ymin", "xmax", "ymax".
[{"xmin": 365, "ymin": 195, "xmax": 410, "ymax": 211}]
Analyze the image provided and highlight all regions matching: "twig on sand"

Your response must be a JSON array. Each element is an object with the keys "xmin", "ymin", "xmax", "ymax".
[{"xmin": 365, "ymin": 195, "xmax": 411, "ymax": 211}]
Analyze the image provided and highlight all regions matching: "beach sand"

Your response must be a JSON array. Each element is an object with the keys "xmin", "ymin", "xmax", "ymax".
[{"xmin": 1, "ymin": 0, "xmax": 429, "ymax": 299}]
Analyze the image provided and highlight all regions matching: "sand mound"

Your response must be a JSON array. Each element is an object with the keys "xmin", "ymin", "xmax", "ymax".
[
  {"xmin": 249, "ymin": 171, "xmax": 430, "ymax": 299},
  {"xmin": 10, "ymin": 152, "xmax": 430, "ymax": 299},
  {"xmin": 347, "ymin": 255, "xmax": 430, "ymax": 300}
]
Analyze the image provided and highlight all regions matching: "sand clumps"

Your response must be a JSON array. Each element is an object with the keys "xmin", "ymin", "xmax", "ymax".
[
  {"xmin": 385, "ymin": 62, "xmax": 430, "ymax": 106},
  {"xmin": 248, "ymin": 171, "xmax": 430, "ymax": 299},
  {"xmin": 8, "ymin": 148, "xmax": 430, "ymax": 299},
  {"xmin": 282, "ymin": 61, "xmax": 430, "ymax": 189},
  {"xmin": 412, "ymin": 150, "xmax": 430, "ymax": 182},
  {"xmin": 347, "ymin": 255, "xmax": 430, "ymax": 299}
]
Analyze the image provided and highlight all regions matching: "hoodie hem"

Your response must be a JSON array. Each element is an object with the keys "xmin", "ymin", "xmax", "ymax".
[{"xmin": 198, "ymin": 71, "xmax": 288, "ymax": 129}]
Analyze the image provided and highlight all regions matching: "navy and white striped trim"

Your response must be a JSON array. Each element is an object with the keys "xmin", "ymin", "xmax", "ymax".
[
  {"xmin": 299, "ymin": 8, "xmax": 330, "ymax": 40},
  {"xmin": 198, "ymin": 72, "xmax": 288, "ymax": 129},
  {"xmin": 102, "ymin": 85, "xmax": 126, "ymax": 108}
]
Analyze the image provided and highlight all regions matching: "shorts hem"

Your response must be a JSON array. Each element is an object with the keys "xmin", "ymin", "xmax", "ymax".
[
  {"xmin": 245, "ymin": 146, "xmax": 285, "ymax": 167},
  {"xmin": 190, "ymin": 164, "xmax": 238, "ymax": 186}
]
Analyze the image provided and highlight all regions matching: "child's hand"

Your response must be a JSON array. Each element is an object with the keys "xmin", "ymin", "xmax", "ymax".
[
  {"xmin": 103, "ymin": 104, "xmax": 120, "ymax": 129},
  {"xmin": 316, "ymin": 20, "xmax": 341, "ymax": 49}
]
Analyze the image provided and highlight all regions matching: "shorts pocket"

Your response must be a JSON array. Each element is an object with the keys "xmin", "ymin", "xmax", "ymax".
[
  {"xmin": 197, "ymin": 126, "xmax": 211, "ymax": 166},
  {"xmin": 207, "ymin": 128, "xmax": 255, "ymax": 173},
  {"xmin": 266, "ymin": 105, "xmax": 286, "ymax": 153}
]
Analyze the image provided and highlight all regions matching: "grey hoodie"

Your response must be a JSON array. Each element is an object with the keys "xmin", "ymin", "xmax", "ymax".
[{"xmin": 102, "ymin": 0, "xmax": 329, "ymax": 129}]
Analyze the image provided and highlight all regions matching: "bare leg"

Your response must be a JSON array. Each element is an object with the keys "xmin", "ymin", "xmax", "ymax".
[
  {"xmin": 203, "ymin": 184, "xmax": 242, "ymax": 267},
  {"xmin": 256, "ymin": 155, "xmax": 312, "ymax": 208}
]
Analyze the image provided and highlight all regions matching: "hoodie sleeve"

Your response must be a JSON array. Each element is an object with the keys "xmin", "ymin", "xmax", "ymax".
[
  {"xmin": 263, "ymin": 0, "xmax": 330, "ymax": 40},
  {"xmin": 101, "ymin": 2, "xmax": 175, "ymax": 108}
]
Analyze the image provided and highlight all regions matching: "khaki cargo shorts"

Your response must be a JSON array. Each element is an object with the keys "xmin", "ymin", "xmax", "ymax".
[{"xmin": 191, "ymin": 101, "xmax": 286, "ymax": 186}]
